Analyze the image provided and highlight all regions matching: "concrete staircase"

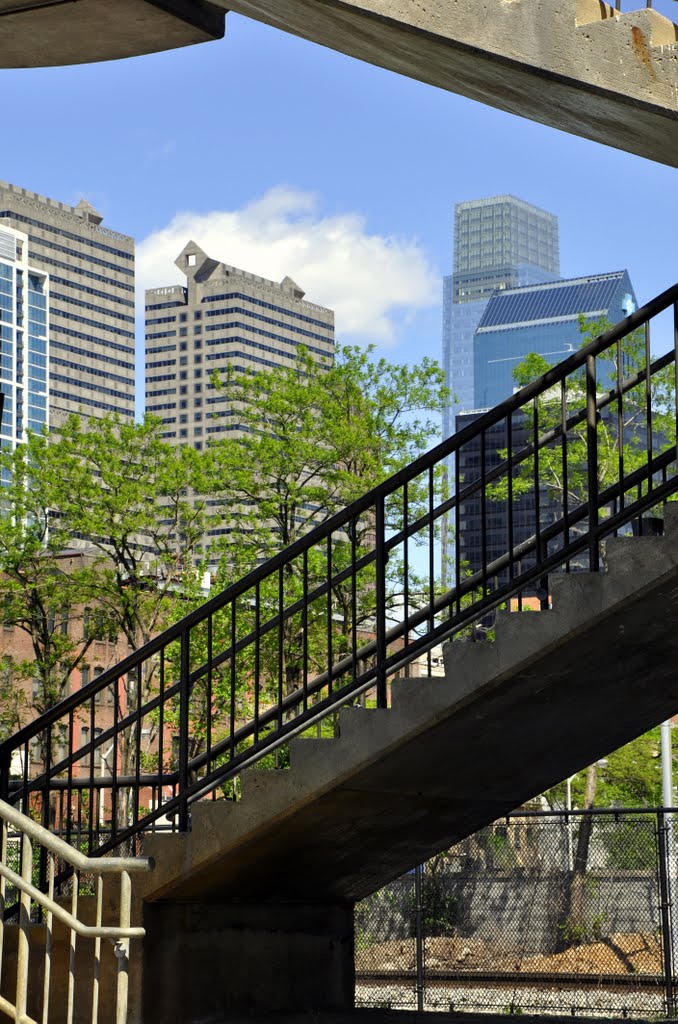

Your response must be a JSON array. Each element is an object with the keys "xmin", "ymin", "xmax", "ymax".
[{"xmin": 134, "ymin": 511, "xmax": 678, "ymax": 1023}]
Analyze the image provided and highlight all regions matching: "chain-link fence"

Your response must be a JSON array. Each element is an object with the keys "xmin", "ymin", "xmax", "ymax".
[{"xmin": 355, "ymin": 809, "xmax": 678, "ymax": 1018}]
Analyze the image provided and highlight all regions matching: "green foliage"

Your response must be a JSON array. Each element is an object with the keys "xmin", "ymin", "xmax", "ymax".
[
  {"xmin": 0, "ymin": 656, "xmax": 26, "ymax": 742},
  {"xmin": 545, "ymin": 726, "xmax": 671, "ymax": 809},
  {"xmin": 184, "ymin": 344, "xmax": 449, "ymax": 756},
  {"xmin": 558, "ymin": 910, "xmax": 608, "ymax": 947},
  {"xmin": 0, "ymin": 432, "xmax": 97, "ymax": 714}
]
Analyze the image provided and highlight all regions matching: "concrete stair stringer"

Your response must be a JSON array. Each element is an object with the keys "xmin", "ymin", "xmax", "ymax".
[{"xmin": 139, "ymin": 521, "xmax": 678, "ymax": 907}]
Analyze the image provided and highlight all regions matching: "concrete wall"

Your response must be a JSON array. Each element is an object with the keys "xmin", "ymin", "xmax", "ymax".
[{"xmin": 141, "ymin": 899, "xmax": 355, "ymax": 1023}]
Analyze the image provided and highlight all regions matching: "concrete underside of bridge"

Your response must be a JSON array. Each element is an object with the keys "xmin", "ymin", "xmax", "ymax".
[
  {"xmin": 136, "ymin": 518, "xmax": 678, "ymax": 1023},
  {"xmin": 2, "ymin": 0, "xmax": 678, "ymax": 166},
  {"xmin": 0, "ymin": 0, "xmax": 225, "ymax": 67},
  {"xmin": 219, "ymin": 0, "xmax": 678, "ymax": 167}
]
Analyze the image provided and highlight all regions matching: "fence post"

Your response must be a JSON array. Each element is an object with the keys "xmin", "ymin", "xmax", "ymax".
[
  {"xmin": 414, "ymin": 863, "xmax": 424, "ymax": 1012},
  {"xmin": 658, "ymin": 810, "xmax": 675, "ymax": 1017}
]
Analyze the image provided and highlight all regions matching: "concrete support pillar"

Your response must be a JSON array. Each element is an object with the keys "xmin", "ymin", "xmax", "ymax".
[{"xmin": 141, "ymin": 899, "xmax": 355, "ymax": 1023}]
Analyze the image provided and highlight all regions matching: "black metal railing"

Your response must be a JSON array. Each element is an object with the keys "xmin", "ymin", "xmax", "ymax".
[
  {"xmin": 1, "ymin": 282, "xmax": 678, "ymax": 872},
  {"xmin": 356, "ymin": 807, "xmax": 678, "ymax": 1019}
]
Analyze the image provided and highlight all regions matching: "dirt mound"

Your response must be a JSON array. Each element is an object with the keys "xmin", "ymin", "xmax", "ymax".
[{"xmin": 356, "ymin": 933, "xmax": 663, "ymax": 976}]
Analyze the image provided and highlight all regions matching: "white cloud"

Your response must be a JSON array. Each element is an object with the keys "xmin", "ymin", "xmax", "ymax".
[{"xmin": 136, "ymin": 187, "xmax": 438, "ymax": 344}]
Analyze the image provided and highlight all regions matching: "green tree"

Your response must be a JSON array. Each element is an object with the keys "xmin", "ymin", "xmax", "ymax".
[
  {"xmin": 32, "ymin": 414, "xmax": 210, "ymax": 818},
  {"xmin": 500, "ymin": 314, "xmax": 675, "ymax": 517},
  {"xmin": 0, "ymin": 433, "xmax": 96, "ymax": 731},
  {"xmin": 189, "ymin": 344, "xmax": 449, "ymax": 749}
]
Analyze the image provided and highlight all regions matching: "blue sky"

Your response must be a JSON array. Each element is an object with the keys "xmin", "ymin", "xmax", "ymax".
[{"xmin": 1, "ymin": 11, "xmax": 676, "ymax": 410}]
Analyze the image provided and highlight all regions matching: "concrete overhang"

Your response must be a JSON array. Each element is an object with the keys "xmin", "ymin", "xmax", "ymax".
[
  {"xmin": 0, "ymin": 0, "xmax": 225, "ymax": 67},
  {"xmin": 217, "ymin": 0, "xmax": 678, "ymax": 168}
]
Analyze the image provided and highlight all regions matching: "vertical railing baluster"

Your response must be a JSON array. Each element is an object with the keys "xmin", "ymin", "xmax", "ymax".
[
  {"xmin": 91, "ymin": 873, "xmax": 103, "ymax": 1024},
  {"xmin": 278, "ymin": 566, "xmax": 285, "ymax": 729},
  {"xmin": 254, "ymin": 583, "xmax": 261, "ymax": 743},
  {"xmin": 302, "ymin": 554, "xmax": 309, "ymax": 713},
  {"xmin": 560, "ymin": 382, "xmax": 569, "ymax": 565},
  {"xmin": 327, "ymin": 535, "xmax": 333, "ymax": 697},
  {"xmin": 428, "ymin": 466, "xmax": 435, "ymax": 672},
  {"xmin": 178, "ymin": 630, "xmax": 190, "ymax": 832},
  {"xmin": 646, "ymin": 320, "xmax": 653, "ymax": 504},
  {"xmin": 116, "ymin": 870, "xmax": 132, "ymax": 1024},
  {"xmin": 403, "ymin": 486, "xmax": 410, "ymax": 641},
  {"xmin": 586, "ymin": 353, "xmax": 600, "ymax": 571},
  {"xmin": 532, "ymin": 397, "xmax": 541, "ymax": 573},
  {"xmin": 158, "ymin": 649, "xmax": 165, "ymax": 820},
  {"xmin": 507, "ymin": 415, "xmax": 514, "ymax": 583},
  {"xmin": 133, "ymin": 669, "xmax": 142, "ymax": 829},
  {"xmin": 480, "ymin": 430, "xmax": 487, "ymax": 601},
  {"xmin": 455, "ymin": 449, "xmax": 461, "ymax": 617},
  {"xmin": 674, "ymin": 303, "xmax": 678, "ymax": 478},
  {"xmin": 15, "ymin": 829, "xmax": 32, "ymax": 1024},
  {"xmin": 88, "ymin": 696, "xmax": 95, "ymax": 854},
  {"xmin": 66, "ymin": 710, "xmax": 75, "ymax": 852},
  {"xmin": 616, "ymin": 338, "xmax": 625, "ymax": 523},
  {"xmin": 41, "ymin": 852, "xmax": 54, "ymax": 1024},
  {"xmin": 206, "ymin": 613, "xmax": 213, "ymax": 777},
  {"xmin": 375, "ymin": 496, "xmax": 387, "ymax": 709},
  {"xmin": 111, "ymin": 682, "xmax": 119, "ymax": 844},
  {"xmin": 230, "ymin": 602, "xmax": 237, "ymax": 762},
  {"xmin": 0, "ymin": 816, "xmax": 6, "ymax": 991},
  {"xmin": 351, "ymin": 515, "xmax": 359, "ymax": 678},
  {"xmin": 67, "ymin": 871, "xmax": 78, "ymax": 1024}
]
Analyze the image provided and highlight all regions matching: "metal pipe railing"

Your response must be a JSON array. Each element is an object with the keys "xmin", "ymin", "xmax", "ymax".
[
  {"xmin": 0, "ymin": 799, "xmax": 152, "ymax": 1024},
  {"xmin": 1, "ymin": 280, "xmax": 677, "ymax": 880}
]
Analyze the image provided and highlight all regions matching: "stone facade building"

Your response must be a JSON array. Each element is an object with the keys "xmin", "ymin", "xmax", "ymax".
[{"xmin": 0, "ymin": 181, "xmax": 135, "ymax": 427}]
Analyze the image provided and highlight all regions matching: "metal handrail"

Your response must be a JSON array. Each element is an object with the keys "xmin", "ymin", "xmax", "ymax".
[
  {"xmin": 4, "ymin": 281, "xmax": 678, "ymax": 753},
  {"xmin": 0, "ymin": 800, "xmax": 152, "ymax": 875},
  {"xmin": 0, "ymin": 800, "xmax": 152, "ymax": 1024},
  {"xmin": 1, "ymin": 279, "xmax": 677, "ymax": 872}
]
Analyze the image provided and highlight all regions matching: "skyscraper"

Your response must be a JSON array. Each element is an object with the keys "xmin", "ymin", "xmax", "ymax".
[
  {"xmin": 145, "ymin": 241, "xmax": 335, "ymax": 450},
  {"xmin": 473, "ymin": 270, "xmax": 637, "ymax": 408},
  {"xmin": 456, "ymin": 269, "xmax": 638, "ymax": 584},
  {"xmin": 443, "ymin": 196, "xmax": 560, "ymax": 438},
  {"xmin": 0, "ymin": 181, "xmax": 135, "ymax": 427},
  {"xmin": 0, "ymin": 224, "xmax": 49, "ymax": 452}
]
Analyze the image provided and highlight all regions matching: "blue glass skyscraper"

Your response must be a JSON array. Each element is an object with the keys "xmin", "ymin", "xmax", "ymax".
[
  {"xmin": 473, "ymin": 271, "xmax": 637, "ymax": 408},
  {"xmin": 443, "ymin": 195, "xmax": 560, "ymax": 440}
]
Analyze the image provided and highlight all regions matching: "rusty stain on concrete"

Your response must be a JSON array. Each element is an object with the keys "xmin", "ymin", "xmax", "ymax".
[{"xmin": 631, "ymin": 24, "xmax": 657, "ymax": 79}]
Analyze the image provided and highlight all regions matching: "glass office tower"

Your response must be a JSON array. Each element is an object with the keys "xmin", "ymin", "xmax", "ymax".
[
  {"xmin": 443, "ymin": 196, "xmax": 560, "ymax": 441},
  {"xmin": 0, "ymin": 224, "xmax": 49, "ymax": 454},
  {"xmin": 473, "ymin": 270, "xmax": 637, "ymax": 408}
]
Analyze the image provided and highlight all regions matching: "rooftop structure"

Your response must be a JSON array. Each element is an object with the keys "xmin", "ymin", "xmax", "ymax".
[
  {"xmin": 145, "ymin": 241, "xmax": 335, "ymax": 453},
  {"xmin": 474, "ymin": 270, "xmax": 637, "ymax": 408},
  {"xmin": 0, "ymin": 182, "xmax": 135, "ymax": 427}
]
